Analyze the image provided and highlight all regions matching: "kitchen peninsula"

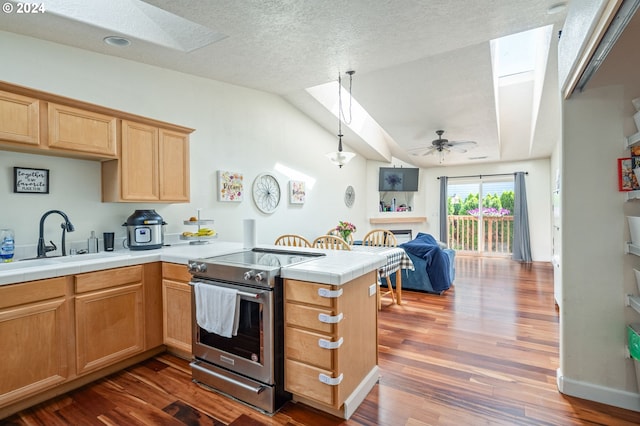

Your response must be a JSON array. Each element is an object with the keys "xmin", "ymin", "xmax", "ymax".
[{"xmin": 0, "ymin": 241, "xmax": 386, "ymax": 420}]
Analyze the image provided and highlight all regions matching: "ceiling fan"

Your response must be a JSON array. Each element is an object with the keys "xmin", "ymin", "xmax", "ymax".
[{"xmin": 408, "ymin": 130, "xmax": 477, "ymax": 161}]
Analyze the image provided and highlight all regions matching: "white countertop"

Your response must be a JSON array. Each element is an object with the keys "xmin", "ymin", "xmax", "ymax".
[{"xmin": 0, "ymin": 241, "xmax": 386, "ymax": 286}]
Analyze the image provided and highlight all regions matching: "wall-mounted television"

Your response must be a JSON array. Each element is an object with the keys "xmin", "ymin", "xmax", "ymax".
[{"xmin": 378, "ymin": 167, "xmax": 419, "ymax": 192}]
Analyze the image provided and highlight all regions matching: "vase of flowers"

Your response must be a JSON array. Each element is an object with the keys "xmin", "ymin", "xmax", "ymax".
[{"xmin": 336, "ymin": 221, "xmax": 356, "ymax": 243}]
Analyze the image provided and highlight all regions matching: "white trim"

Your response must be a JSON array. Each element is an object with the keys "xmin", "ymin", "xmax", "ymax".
[{"xmin": 556, "ymin": 368, "xmax": 640, "ymax": 412}]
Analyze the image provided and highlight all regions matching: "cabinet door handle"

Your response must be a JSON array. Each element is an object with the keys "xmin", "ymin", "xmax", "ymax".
[
  {"xmin": 318, "ymin": 312, "xmax": 343, "ymax": 324},
  {"xmin": 318, "ymin": 288, "xmax": 343, "ymax": 298},
  {"xmin": 318, "ymin": 373, "xmax": 344, "ymax": 386},
  {"xmin": 318, "ymin": 337, "xmax": 344, "ymax": 349}
]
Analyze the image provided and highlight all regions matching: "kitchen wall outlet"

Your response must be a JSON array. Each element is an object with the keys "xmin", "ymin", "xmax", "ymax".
[{"xmin": 369, "ymin": 283, "xmax": 377, "ymax": 297}]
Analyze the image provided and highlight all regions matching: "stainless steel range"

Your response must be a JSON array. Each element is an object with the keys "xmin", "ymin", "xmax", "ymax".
[{"xmin": 187, "ymin": 248, "xmax": 324, "ymax": 413}]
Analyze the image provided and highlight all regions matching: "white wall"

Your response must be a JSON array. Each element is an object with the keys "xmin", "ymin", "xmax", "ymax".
[
  {"xmin": 0, "ymin": 31, "xmax": 369, "ymax": 255},
  {"xmin": 559, "ymin": 84, "xmax": 640, "ymax": 411}
]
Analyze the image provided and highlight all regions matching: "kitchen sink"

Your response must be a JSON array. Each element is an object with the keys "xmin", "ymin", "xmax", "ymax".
[
  {"xmin": 0, "ymin": 258, "xmax": 61, "ymax": 270},
  {"xmin": 1, "ymin": 252, "xmax": 131, "ymax": 270},
  {"xmin": 44, "ymin": 252, "xmax": 130, "ymax": 262}
]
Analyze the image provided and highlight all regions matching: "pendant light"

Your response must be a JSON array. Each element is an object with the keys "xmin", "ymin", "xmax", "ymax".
[{"xmin": 326, "ymin": 70, "xmax": 356, "ymax": 168}]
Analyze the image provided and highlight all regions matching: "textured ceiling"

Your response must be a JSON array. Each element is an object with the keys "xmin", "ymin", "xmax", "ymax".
[{"xmin": 0, "ymin": 0, "xmax": 569, "ymax": 166}]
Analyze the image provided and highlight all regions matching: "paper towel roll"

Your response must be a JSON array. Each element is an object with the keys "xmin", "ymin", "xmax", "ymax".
[{"xmin": 243, "ymin": 219, "xmax": 257, "ymax": 248}]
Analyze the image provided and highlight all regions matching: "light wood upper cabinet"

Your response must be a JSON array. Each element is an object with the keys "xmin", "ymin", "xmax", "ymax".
[
  {"xmin": 121, "ymin": 120, "xmax": 159, "ymax": 201},
  {"xmin": 0, "ymin": 81, "xmax": 193, "ymax": 203},
  {"xmin": 102, "ymin": 120, "xmax": 190, "ymax": 202},
  {"xmin": 47, "ymin": 103, "xmax": 117, "ymax": 158},
  {"xmin": 0, "ymin": 90, "xmax": 40, "ymax": 146},
  {"xmin": 0, "ymin": 277, "xmax": 70, "ymax": 407},
  {"xmin": 159, "ymin": 129, "xmax": 190, "ymax": 201}
]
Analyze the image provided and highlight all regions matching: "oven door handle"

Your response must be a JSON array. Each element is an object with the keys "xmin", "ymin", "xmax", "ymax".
[
  {"xmin": 191, "ymin": 362, "xmax": 267, "ymax": 394},
  {"xmin": 189, "ymin": 282, "xmax": 263, "ymax": 299}
]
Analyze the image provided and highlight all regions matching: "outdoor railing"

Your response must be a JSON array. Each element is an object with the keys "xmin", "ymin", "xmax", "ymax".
[{"xmin": 447, "ymin": 215, "xmax": 514, "ymax": 255}]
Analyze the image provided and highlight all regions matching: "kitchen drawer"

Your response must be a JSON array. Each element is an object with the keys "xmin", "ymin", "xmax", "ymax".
[
  {"xmin": 285, "ymin": 326, "xmax": 339, "ymax": 370},
  {"xmin": 75, "ymin": 265, "xmax": 142, "ymax": 293},
  {"xmin": 162, "ymin": 262, "xmax": 191, "ymax": 282},
  {"xmin": 284, "ymin": 280, "xmax": 337, "ymax": 308},
  {"xmin": 0, "ymin": 277, "xmax": 67, "ymax": 309},
  {"xmin": 285, "ymin": 359, "xmax": 338, "ymax": 407},
  {"xmin": 285, "ymin": 303, "xmax": 338, "ymax": 334}
]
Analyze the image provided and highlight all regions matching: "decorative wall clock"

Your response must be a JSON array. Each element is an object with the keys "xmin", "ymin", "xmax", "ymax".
[
  {"xmin": 344, "ymin": 185, "xmax": 355, "ymax": 207},
  {"xmin": 252, "ymin": 173, "xmax": 281, "ymax": 214}
]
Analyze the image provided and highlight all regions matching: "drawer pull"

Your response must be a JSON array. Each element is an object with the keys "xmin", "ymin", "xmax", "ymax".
[
  {"xmin": 318, "ymin": 312, "xmax": 343, "ymax": 324},
  {"xmin": 319, "ymin": 373, "xmax": 343, "ymax": 386},
  {"xmin": 318, "ymin": 288, "xmax": 343, "ymax": 298},
  {"xmin": 318, "ymin": 337, "xmax": 344, "ymax": 349}
]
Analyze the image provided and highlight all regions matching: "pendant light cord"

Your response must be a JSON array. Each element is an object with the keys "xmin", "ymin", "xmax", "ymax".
[{"xmin": 337, "ymin": 70, "xmax": 354, "ymax": 152}]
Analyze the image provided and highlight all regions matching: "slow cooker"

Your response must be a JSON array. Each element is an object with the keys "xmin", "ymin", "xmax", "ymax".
[{"xmin": 123, "ymin": 210, "xmax": 166, "ymax": 250}]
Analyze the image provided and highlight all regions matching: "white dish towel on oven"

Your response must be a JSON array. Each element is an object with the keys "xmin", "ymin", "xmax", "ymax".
[{"xmin": 194, "ymin": 283, "xmax": 240, "ymax": 338}]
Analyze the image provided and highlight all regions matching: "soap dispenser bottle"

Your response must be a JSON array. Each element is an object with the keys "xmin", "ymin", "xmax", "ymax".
[{"xmin": 88, "ymin": 231, "xmax": 99, "ymax": 253}]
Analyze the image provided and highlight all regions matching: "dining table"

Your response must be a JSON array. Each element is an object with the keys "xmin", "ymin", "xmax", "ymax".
[{"xmin": 351, "ymin": 245, "xmax": 415, "ymax": 304}]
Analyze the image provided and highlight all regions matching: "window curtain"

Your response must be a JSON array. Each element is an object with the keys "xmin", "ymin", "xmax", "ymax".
[
  {"xmin": 439, "ymin": 176, "xmax": 448, "ymax": 243},
  {"xmin": 512, "ymin": 172, "xmax": 532, "ymax": 262}
]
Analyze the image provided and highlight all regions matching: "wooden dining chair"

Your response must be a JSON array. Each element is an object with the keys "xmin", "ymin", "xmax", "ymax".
[
  {"xmin": 274, "ymin": 234, "xmax": 312, "ymax": 248},
  {"xmin": 313, "ymin": 235, "xmax": 351, "ymax": 250},
  {"xmin": 362, "ymin": 229, "xmax": 398, "ymax": 248},
  {"xmin": 326, "ymin": 228, "xmax": 354, "ymax": 245},
  {"xmin": 363, "ymin": 229, "xmax": 398, "ymax": 309}
]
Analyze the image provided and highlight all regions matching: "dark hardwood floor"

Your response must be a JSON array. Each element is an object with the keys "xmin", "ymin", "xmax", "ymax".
[{"xmin": 3, "ymin": 256, "xmax": 640, "ymax": 425}]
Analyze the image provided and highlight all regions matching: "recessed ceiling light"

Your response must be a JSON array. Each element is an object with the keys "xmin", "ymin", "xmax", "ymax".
[
  {"xmin": 103, "ymin": 36, "xmax": 131, "ymax": 47},
  {"xmin": 547, "ymin": 3, "xmax": 567, "ymax": 15}
]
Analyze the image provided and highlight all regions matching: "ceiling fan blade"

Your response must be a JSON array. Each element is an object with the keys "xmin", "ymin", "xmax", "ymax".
[
  {"xmin": 408, "ymin": 146, "xmax": 436, "ymax": 156},
  {"xmin": 449, "ymin": 140, "xmax": 477, "ymax": 147},
  {"xmin": 449, "ymin": 146, "xmax": 469, "ymax": 153}
]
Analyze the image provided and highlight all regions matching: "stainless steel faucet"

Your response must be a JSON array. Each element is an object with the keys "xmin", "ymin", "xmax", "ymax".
[{"xmin": 37, "ymin": 210, "xmax": 75, "ymax": 258}]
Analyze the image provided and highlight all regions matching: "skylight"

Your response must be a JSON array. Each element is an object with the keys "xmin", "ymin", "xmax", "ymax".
[
  {"xmin": 490, "ymin": 25, "xmax": 554, "ymax": 153},
  {"xmin": 492, "ymin": 25, "xmax": 553, "ymax": 81},
  {"xmin": 305, "ymin": 79, "xmax": 393, "ymax": 160},
  {"xmin": 40, "ymin": 0, "xmax": 227, "ymax": 52}
]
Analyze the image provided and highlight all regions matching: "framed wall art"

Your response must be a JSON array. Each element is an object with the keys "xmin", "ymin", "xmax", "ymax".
[
  {"xmin": 217, "ymin": 170, "xmax": 244, "ymax": 201},
  {"xmin": 13, "ymin": 167, "xmax": 49, "ymax": 194},
  {"xmin": 289, "ymin": 180, "xmax": 306, "ymax": 204},
  {"xmin": 618, "ymin": 157, "xmax": 640, "ymax": 191}
]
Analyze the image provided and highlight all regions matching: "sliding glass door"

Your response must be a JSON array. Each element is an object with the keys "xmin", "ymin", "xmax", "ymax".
[{"xmin": 447, "ymin": 177, "xmax": 514, "ymax": 256}]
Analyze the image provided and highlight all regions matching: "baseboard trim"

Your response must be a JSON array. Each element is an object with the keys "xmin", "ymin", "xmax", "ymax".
[{"xmin": 556, "ymin": 368, "xmax": 640, "ymax": 412}]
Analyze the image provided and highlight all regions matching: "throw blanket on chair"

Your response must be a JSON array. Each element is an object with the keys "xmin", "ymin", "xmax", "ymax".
[{"xmin": 399, "ymin": 232, "xmax": 452, "ymax": 293}]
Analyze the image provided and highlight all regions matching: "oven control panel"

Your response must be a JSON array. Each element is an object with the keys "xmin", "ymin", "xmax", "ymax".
[
  {"xmin": 243, "ymin": 269, "xmax": 267, "ymax": 282},
  {"xmin": 188, "ymin": 262, "xmax": 208, "ymax": 273}
]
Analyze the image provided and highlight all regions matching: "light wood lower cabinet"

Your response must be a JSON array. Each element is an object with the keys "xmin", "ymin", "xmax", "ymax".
[
  {"xmin": 74, "ymin": 266, "xmax": 144, "ymax": 375},
  {"xmin": 0, "ymin": 264, "xmax": 166, "ymax": 418},
  {"xmin": 47, "ymin": 102, "xmax": 117, "ymax": 158},
  {"xmin": 284, "ymin": 272, "xmax": 378, "ymax": 413},
  {"xmin": 0, "ymin": 277, "xmax": 70, "ymax": 407},
  {"xmin": 162, "ymin": 262, "xmax": 192, "ymax": 357}
]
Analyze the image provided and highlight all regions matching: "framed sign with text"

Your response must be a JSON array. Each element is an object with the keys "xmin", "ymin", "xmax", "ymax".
[{"xmin": 13, "ymin": 167, "xmax": 49, "ymax": 194}]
